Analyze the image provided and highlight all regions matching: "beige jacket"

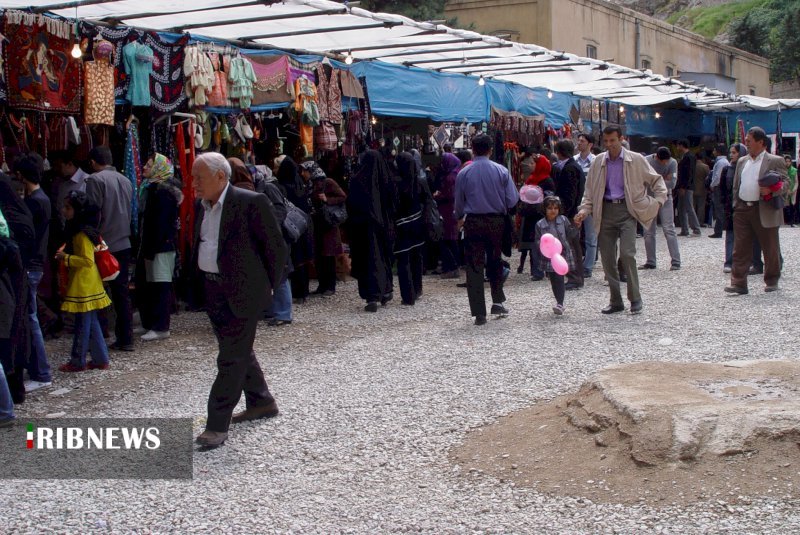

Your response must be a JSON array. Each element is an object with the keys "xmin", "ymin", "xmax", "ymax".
[
  {"xmin": 732, "ymin": 151, "xmax": 787, "ymax": 228},
  {"xmin": 577, "ymin": 149, "xmax": 667, "ymax": 234}
]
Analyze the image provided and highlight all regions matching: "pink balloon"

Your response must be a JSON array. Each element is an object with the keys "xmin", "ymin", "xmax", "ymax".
[
  {"xmin": 551, "ymin": 253, "xmax": 569, "ymax": 275},
  {"xmin": 540, "ymin": 234, "xmax": 563, "ymax": 259},
  {"xmin": 539, "ymin": 233, "xmax": 555, "ymax": 258}
]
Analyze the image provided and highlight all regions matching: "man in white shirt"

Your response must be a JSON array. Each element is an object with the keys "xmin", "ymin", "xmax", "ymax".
[
  {"xmin": 726, "ymin": 127, "xmax": 787, "ymax": 295},
  {"xmin": 574, "ymin": 133, "xmax": 597, "ymax": 277},
  {"xmin": 192, "ymin": 152, "xmax": 287, "ymax": 449}
]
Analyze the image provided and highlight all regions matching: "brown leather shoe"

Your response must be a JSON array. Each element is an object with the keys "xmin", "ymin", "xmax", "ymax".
[
  {"xmin": 232, "ymin": 401, "xmax": 279, "ymax": 424},
  {"xmin": 195, "ymin": 430, "xmax": 227, "ymax": 448}
]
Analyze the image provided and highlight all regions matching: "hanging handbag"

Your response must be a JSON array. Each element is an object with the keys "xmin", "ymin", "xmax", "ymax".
[
  {"xmin": 283, "ymin": 198, "xmax": 310, "ymax": 243},
  {"xmin": 322, "ymin": 203, "xmax": 348, "ymax": 227},
  {"xmin": 94, "ymin": 239, "xmax": 120, "ymax": 281},
  {"xmin": 423, "ymin": 195, "xmax": 443, "ymax": 242}
]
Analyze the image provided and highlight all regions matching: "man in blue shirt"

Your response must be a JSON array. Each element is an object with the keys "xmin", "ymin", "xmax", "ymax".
[{"xmin": 455, "ymin": 134, "xmax": 519, "ymax": 325}]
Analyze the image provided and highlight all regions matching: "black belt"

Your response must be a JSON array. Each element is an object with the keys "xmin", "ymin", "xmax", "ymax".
[
  {"xmin": 604, "ymin": 198, "xmax": 625, "ymax": 204},
  {"xmin": 201, "ymin": 271, "xmax": 223, "ymax": 282}
]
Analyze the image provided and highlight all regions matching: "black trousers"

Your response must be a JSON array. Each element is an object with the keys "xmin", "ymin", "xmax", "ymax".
[
  {"xmin": 396, "ymin": 247, "xmax": 423, "ymax": 304},
  {"xmin": 140, "ymin": 281, "xmax": 172, "ymax": 332},
  {"xmin": 315, "ymin": 256, "xmax": 337, "ymax": 293},
  {"xmin": 100, "ymin": 248, "xmax": 133, "ymax": 346},
  {"xmin": 463, "ymin": 215, "xmax": 506, "ymax": 318},
  {"xmin": 290, "ymin": 264, "xmax": 310, "ymax": 299},
  {"xmin": 204, "ymin": 278, "xmax": 274, "ymax": 433},
  {"xmin": 549, "ymin": 272, "xmax": 565, "ymax": 305}
]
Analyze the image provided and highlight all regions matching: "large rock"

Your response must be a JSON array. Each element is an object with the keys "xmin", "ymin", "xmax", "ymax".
[{"xmin": 564, "ymin": 360, "xmax": 800, "ymax": 465}]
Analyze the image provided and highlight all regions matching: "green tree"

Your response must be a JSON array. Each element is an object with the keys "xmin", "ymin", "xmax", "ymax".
[
  {"xmin": 360, "ymin": 0, "xmax": 448, "ymax": 22},
  {"xmin": 770, "ymin": 7, "xmax": 800, "ymax": 81}
]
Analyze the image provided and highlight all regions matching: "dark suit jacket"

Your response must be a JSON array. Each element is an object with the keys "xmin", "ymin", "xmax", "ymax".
[
  {"xmin": 555, "ymin": 158, "xmax": 585, "ymax": 218},
  {"xmin": 677, "ymin": 152, "xmax": 696, "ymax": 191},
  {"xmin": 732, "ymin": 151, "xmax": 788, "ymax": 228},
  {"xmin": 194, "ymin": 185, "xmax": 288, "ymax": 318}
]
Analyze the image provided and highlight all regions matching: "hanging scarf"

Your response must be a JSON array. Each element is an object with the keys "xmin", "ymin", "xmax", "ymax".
[
  {"xmin": 124, "ymin": 122, "xmax": 142, "ymax": 236},
  {"xmin": 144, "ymin": 153, "xmax": 174, "ymax": 184}
]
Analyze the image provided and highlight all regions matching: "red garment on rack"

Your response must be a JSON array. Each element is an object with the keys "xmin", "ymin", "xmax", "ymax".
[{"xmin": 176, "ymin": 120, "xmax": 196, "ymax": 268}]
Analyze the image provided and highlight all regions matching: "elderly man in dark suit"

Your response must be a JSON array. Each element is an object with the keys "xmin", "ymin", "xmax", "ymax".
[
  {"xmin": 726, "ymin": 126, "xmax": 787, "ymax": 295},
  {"xmin": 192, "ymin": 152, "xmax": 288, "ymax": 448}
]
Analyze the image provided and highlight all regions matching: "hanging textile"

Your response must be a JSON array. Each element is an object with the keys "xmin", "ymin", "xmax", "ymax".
[
  {"xmin": 294, "ymin": 75, "xmax": 319, "ymax": 156},
  {"xmin": 229, "ymin": 56, "xmax": 256, "ymax": 109},
  {"xmin": 80, "ymin": 23, "xmax": 136, "ymax": 100},
  {"xmin": 183, "ymin": 45, "xmax": 215, "ymax": 107},
  {"xmin": 340, "ymin": 69, "xmax": 365, "ymax": 99},
  {"xmin": 315, "ymin": 65, "xmax": 344, "ymax": 125},
  {"xmin": 207, "ymin": 52, "xmax": 230, "ymax": 107},
  {"xmin": 248, "ymin": 54, "xmax": 293, "ymax": 105},
  {"xmin": 123, "ymin": 121, "xmax": 142, "ymax": 235},
  {"xmin": 84, "ymin": 60, "xmax": 115, "ymax": 125},
  {"xmin": 288, "ymin": 57, "xmax": 315, "ymax": 85},
  {"xmin": 4, "ymin": 10, "xmax": 82, "ymax": 113},
  {"xmin": 0, "ymin": 16, "xmax": 6, "ymax": 103},
  {"xmin": 122, "ymin": 40, "xmax": 154, "ymax": 107},
  {"xmin": 145, "ymin": 33, "xmax": 189, "ymax": 114},
  {"xmin": 175, "ymin": 121, "xmax": 196, "ymax": 268}
]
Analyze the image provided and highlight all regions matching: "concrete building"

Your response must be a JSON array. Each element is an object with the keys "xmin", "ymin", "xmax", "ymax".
[{"xmin": 445, "ymin": 0, "xmax": 771, "ymax": 97}]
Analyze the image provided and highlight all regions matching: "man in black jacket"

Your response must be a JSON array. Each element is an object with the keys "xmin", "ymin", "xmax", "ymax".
[
  {"xmin": 554, "ymin": 140, "xmax": 585, "ymax": 289},
  {"xmin": 676, "ymin": 139, "xmax": 701, "ymax": 236},
  {"xmin": 192, "ymin": 153, "xmax": 288, "ymax": 449}
]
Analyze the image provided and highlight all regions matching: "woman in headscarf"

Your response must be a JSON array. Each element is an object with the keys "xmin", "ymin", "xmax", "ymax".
[
  {"xmin": 0, "ymin": 205, "xmax": 27, "ymax": 411},
  {"xmin": 347, "ymin": 150, "xmax": 396, "ymax": 312},
  {"xmin": 275, "ymin": 155, "xmax": 314, "ymax": 303},
  {"xmin": 137, "ymin": 153, "xmax": 182, "ymax": 342},
  {"xmin": 393, "ymin": 152, "xmax": 427, "ymax": 306},
  {"xmin": 300, "ymin": 160, "xmax": 346, "ymax": 297},
  {"xmin": 435, "ymin": 152, "xmax": 462, "ymax": 279},
  {"xmin": 720, "ymin": 143, "xmax": 746, "ymax": 273},
  {"xmin": 55, "ymin": 191, "xmax": 111, "ymax": 372}
]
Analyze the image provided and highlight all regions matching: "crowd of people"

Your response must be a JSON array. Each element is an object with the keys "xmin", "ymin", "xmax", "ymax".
[{"xmin": 0, "ymin": 125, "xmax": 796, "ymax": 446}]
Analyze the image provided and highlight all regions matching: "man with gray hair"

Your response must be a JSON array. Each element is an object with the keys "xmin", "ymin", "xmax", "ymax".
[
  {"xmin": 192, "ymin": 152, "xmax": 288, "ymax": 449},
  {"xmin": 726, "ymin": 127, "xmax": 787, "ymax": 295}
]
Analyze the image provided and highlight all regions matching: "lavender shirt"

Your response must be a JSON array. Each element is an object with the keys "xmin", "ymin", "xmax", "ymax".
[{"xmin": 604, "ymin": 151, "xmax": 625, "ymax": 200}]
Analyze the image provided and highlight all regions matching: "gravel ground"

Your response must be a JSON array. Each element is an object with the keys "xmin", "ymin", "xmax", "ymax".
[{"xmin": 2, "ymin": 227, "xmax": 800, "ymax": 533}]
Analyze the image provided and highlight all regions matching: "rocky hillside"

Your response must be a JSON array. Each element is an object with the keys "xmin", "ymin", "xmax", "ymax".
[{"xmin": 609, "ymin": 0, "xmax": 770, "ymax": 43}]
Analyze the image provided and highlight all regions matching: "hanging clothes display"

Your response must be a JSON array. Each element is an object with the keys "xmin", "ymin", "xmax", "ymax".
[
  {"xmin": 248, "ymin": 54, "xmax": 293, "ymax": 105},
  {"xmin": 123, "ymin": 40, "xmax": 154, "ymax": 106},
  {"xmin": 294, "ymin": 75, "xmax": 320, "ymax": 155},
  {"xmin": 144, "ymin": 33, "xmax": 189, "ymax": 114},
  {"xmin": 340, "ymin": 69, "xmax": 365, "ymax": 99},
  {"xmin": 175, "ymin": 121, "xmax": 196, "ymax": 268},
  {"xmin": 228, "ymin": 56, "xmax": 256, "ymax": 109},
  {"xmin": 315, "ymin": 64, "xmax": 343, "ymax": 125},
  {"xmin": 84, "ymin": 39, "xmax": 116, "ymax": 126},
  {"xmin": 183, "ymin": 45, "xmax": 215, "ymax": 107},
  {"xmin": 79, "ymin": 22, "xmax": 138, "ymax": 101},
  {"xmin": 4, "ymin": 10, "xmax": 82, "ymax": 113},
  {"xmin": 206, "ymin": 53, "xmax": 230, "ymax": 107},
  {"xmin": 123, "ymin": 121, "xmax": 142, "ymax": 234}
]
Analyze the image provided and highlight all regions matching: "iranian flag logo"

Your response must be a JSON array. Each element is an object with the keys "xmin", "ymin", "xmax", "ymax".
[{"xmin": 27, "ymin": 423, "xmax": 34, "ymax": 449}]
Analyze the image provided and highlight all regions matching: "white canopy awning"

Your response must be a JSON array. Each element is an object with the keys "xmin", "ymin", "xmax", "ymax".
[{"xmin": 5, "ymin": 0, "xmax": 798, "ymax": 111}]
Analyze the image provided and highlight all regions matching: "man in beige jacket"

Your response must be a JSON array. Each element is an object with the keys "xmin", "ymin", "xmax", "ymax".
[{"xmin": 575, "ymin": 126, "xmax": 667, "ymax": 314}]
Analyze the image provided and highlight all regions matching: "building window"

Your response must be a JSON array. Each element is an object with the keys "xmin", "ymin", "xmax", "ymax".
[
  {"xmin": 750, "ymin": 87, "xmax": 756, "ymax": 96},
  {"xmin": 641, "ymin": 59, "xmax": 651, "ymax": 71},
  {"xmin": 665, "ymin": 65, "xmax": 674, "ymax": 78},
  {"xmin": 586, "ymin": 45, "xmax": 597, "ymax": 59}
]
